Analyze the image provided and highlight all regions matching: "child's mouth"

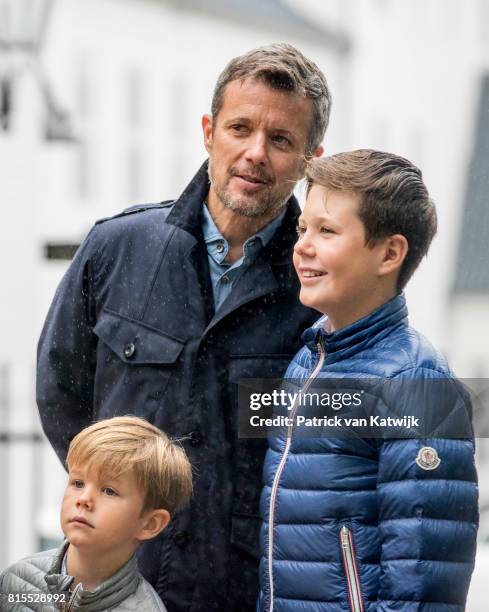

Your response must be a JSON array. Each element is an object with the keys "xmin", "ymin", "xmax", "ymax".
[{"xmin": 301, "ymin": 270, "xmax": 327, "ymax": 278}]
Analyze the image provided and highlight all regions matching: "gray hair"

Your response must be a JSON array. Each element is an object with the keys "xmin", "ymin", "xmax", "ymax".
[{"xmin": 211, "ymin": 43, "xmax": 332, "ymax": 154}]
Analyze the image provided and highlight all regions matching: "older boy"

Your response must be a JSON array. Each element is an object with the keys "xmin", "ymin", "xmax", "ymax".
[
  {"xmin": 259, "ymin": 150, "xmax": 478, "ymax": 612},
  {"xmin": 0, "ymin": 416, "xmax": 192, "ymax": 611}
]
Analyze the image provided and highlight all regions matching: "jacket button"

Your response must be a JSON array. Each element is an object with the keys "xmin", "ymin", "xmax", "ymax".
[
  {"xmin": 174, "ymin": 530, "xmax": 188, "ymax": 547},
  {"xmin": 189, "ymin": 430, "xmax": 203, "ymax": 447},
  {"xmin": 123, "ymin": 342, "xmax": 136, "ymax": 359}
]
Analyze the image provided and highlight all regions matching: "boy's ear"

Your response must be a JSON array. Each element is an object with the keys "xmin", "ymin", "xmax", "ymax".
[
  {"xmin": 378, "ymin": 234, "xmax": 409, "ymax": 278},
  {"xmin": 137, "ymin": 509, "xmax": 171, "ymax": 542}
]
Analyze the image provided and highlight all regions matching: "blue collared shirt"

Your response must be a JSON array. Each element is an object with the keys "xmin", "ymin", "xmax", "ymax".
[{"xmin": 202, "ymin": 204, "xmax": 286, "ymax": 310}]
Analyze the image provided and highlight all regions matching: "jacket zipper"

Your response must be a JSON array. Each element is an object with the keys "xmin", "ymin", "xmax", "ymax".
[
  {"xmin": 340, "ymin": 526, "xmax": 364, "ymax": 612},
  {"xmin": 63, "ymin": 583, "xmax": 82, "ymax": 612},
  {"xmin": 267, "ymin": 338, "xmax": 325, "ymax": 612}
]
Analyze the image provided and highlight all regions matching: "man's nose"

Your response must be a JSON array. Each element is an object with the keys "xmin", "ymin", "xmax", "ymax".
[{"xmin": 244, "ymin": 133, "xmax": 267, "ymax": 165}]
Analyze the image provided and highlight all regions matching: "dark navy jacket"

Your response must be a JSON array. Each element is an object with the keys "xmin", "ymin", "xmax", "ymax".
[
  {"xmin": 36, "ymin": 162, "xmax": 319, "ymax": 612},
  {"xmin": 259, "ymin": 294, "xmax": 478, "ymax": 612}
]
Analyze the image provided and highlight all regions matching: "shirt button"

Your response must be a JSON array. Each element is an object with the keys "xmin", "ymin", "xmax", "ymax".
[
  {"xmin": 123, "ymin": 342, "xmax": 136, "ymax": 359},
  {"xmin": 221, "ymin": 275, "xmax": 230, "ymax": 285},
  {"xmin": 216, "ymin": 242, "xmax": 225, "ymax": 253}
]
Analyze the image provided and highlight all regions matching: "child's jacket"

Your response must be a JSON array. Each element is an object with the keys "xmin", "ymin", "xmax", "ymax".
[
  {"xmin": 259, "ymin": 293, "xmax": 478, "ymax": 612},
  {"xmin": 0, "ymin": 540, "xmax": 166, "ymax": 611}
]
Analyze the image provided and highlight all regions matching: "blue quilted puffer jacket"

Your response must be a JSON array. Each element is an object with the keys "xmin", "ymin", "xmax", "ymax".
[{"xmin": 258, "ymin": 294, "xmax": 478, "ymax": 612}]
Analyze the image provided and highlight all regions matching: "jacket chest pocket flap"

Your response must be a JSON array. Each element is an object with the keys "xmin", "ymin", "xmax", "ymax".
[
  {"xmin": 93, "ymin": 309, "xmax": 184, "ymax": 364},
  {"xmin": 92, "ymin": 310, "xmax": 185, "ymax": 421}
]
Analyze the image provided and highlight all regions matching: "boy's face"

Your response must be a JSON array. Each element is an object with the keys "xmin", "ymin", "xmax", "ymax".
[
  {"xmin": 293, "ymin": 185, "xmax": 390, "ymax": 330},
  {"xmin": 61, "ymin": 464, "xmax": 155, "ymax": 560}
]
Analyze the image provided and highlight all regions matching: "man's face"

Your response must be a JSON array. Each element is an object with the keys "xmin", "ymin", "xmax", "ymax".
[
  {"xmin": 60, "ymin": 464, "xmax": 150, "ymax": 560},
  {"xmin": 293, "ymin": 185, "xmax": 387, "ymax": 329},
  {"xmin": 202, "ymin": 78, "xmax": 322, "ymax": 219}
]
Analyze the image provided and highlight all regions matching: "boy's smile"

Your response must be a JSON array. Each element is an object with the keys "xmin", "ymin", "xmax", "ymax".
[{"xmin": 293, "ymin": 185, "xmax": 396, "ymax": 331}]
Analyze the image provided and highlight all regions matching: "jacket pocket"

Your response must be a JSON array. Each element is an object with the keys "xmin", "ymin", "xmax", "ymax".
[
  {"xmin": 92, "ymin": 309, "xmax": 185, "ymax": 421},
  {"xmin": 340, "ymin": 525, "xmax": 365, "ymax": 612}
]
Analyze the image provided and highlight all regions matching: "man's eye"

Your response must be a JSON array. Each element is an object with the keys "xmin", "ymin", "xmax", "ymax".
[
  {"xmin": 102, "ymin": 487, "xmax": 118, "ymax": 496},
  {"xmin": 231, "ymin": 124, "xmax": 246, "ymax": 132},
  {"xmin": 272, "ymin": 134, "xmax": 290, "ymax": 146}
]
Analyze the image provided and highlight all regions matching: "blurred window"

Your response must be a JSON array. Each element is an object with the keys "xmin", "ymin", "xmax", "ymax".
[
  {"xmin": 169, "ymin": 75, "xmax": 187, "ymax": 188},
  {"xmin": 127, "ymin": 67, "xmax": 142, "ymax": 128},
  {"xmin": 127, "ymin": 145, "xmax": 141, "ymax": 203},
  {"xmin": 75, "ymin": 59, "xmax": 92, "ymax": 201},
  {"xmin": 480, "ymin": 0, "xmax": 489, "ymax": 43}
]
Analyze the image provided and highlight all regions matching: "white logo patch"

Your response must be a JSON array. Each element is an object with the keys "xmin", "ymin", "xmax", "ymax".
[{"xmin": 416, "ymin": 446, "xmax": 441, "ymax": 470}]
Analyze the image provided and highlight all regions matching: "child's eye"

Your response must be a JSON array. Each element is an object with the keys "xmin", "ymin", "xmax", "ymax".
[
  {"xmin": 296, "ymin": 225, "xmax": 306, "ymax": 237},
  {"xmin": 72, "ymin": 479, "xmax": 84, "ymax": 488},
  {"xmin": 102, "ymin": 487, "xmax": 118, "ymax": 496},
  {"xmin": 320, "ymin": 226, "xmax": 335, "ymax": 235}
]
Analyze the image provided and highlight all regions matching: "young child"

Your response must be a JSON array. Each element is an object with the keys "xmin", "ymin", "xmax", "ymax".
[
  {"xmin": 258, "ymin": 150, "xmax": 478, "ymax": 612},
  {"xmin": 0, "ymin": 416, "xmax": 192, "ymax": 611}
]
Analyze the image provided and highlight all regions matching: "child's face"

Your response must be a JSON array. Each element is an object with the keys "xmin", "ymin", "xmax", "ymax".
[
  {"xmin": 60, "ymin": 464, "xmax": 151, "ymax": 560},
  {"xmin": 294, "ymin": 185, "xmax": 388, "ymax": 329}
]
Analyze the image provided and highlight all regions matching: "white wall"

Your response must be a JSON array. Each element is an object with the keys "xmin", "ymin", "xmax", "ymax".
[{"xmin": 1, "ymin": 0, "xmax": 345, "ymax": 564}]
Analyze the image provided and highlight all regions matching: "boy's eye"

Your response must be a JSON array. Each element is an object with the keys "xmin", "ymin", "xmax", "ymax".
[
  {"xmin": 72, "ymin": 479, "xmax": 84, "ymax": 488},
  {"xmin": 102, "ymin": 487, "xmax": 118, "ymax": 496},
  {"xmin": 320, "ymin": 226, "xmax": 335, "ymax": 235},
  {"xmin": 296, "ymin": 225, "xmax": 306, "ymax": 237}
]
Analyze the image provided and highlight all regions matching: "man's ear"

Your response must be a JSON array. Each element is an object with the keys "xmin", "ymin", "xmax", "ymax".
[
  {"xmin": 137, "ymin": 509, "xmax": 171, "ymax": 542},
  {"xmin": 202, "ymin": 114, "xmax": 213, "ymax": 154},
  {"xmin": 378, "ymin": 234, "xmax": 409, "ymax": 277},
  {"xmin": 312, "ymin": 145, "xmax": 324, "ymax": 158}
]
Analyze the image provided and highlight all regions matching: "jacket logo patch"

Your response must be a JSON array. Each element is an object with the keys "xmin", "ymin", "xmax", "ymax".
[{"xmin": 415, "ymin": 446, "xmax": 441, "ymax": 470}]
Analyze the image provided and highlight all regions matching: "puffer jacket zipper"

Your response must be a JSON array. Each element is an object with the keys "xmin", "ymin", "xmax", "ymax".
[
  {"xmin": 267, "ymin": 337, "xmax": 325, "ymax": 612},
  {"xmin": 63, "ymin": 583, "xmax": 82, "ymax": 612},
  {"xmin": 340, "ymin": 526, "xmax": 364, "ymax": 612}
]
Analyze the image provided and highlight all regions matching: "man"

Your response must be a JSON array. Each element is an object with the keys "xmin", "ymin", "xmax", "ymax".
[{"xmin": 37, "ymin": 43, "xmax": 331, "ymax": 611}]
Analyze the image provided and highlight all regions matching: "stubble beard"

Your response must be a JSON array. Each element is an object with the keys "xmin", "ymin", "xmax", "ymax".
[{"xmin": 207, "ymin": 161, "xmax": 292, "ymax": 219}]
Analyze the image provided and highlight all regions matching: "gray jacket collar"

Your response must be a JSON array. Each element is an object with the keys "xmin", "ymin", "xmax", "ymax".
[{"xmin": 44, "ymin": 541, "xmax": 141, "ymax": 610}]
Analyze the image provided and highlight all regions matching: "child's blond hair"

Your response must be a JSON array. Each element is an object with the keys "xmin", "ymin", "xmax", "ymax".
[{"xmin": 66, "ymin": 416, "xmax": 193, "ymax": 516}]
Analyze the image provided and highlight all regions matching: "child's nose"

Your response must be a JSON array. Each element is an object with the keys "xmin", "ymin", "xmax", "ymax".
[
  {"xmin": 76, "ymin": 488, "xmax": 94, "ymax": 510},
  {"xmin": 294, "ymin": 234, "xmax": 315, "ymax": 257}
]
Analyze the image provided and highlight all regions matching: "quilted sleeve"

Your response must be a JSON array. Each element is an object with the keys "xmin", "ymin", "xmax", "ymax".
[{"xmin": 375, "ymin": 369, "xmax": 478, "ymax": 612}]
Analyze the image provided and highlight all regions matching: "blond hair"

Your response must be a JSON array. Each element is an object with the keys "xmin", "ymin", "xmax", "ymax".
[{"xmin": 66, "ymin": 416, "xmax": 193, "ymax": 516}]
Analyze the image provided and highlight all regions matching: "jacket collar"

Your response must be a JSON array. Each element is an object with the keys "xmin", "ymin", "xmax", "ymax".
[
  {"xmin": 166, "ymin": 159, "xmax": 303, "ymax": 331},
  {"xmin": 44, "ymin": 541, "xmax": 141, "ymax": 610},
  {"xmin": 302, "ymin": 293, "xmax": 408, "ymax": 363},
  {"xmin": 165, "ymin": 159, "xmax": 302, "ymax": 266}
]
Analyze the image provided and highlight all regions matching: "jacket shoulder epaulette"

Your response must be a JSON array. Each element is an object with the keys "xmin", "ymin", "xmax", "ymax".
[{"xmin": 95, "ymin": 200, "xmax": 174, "ymax": 226}]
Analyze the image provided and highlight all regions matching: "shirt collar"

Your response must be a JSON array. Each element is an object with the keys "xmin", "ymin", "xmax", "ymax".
[{"xmin": 202, "ymin": 203, "xmax": 286, "ymax": 251}]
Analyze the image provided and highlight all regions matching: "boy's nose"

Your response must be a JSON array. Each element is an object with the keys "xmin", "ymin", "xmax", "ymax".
[
  {"xmin": 294, "ymin": 235, "xmax": 315, "ymax": 257},
  {"xmin": 76, "ymin": 489, "xmax": 94, "ymax": 510}
]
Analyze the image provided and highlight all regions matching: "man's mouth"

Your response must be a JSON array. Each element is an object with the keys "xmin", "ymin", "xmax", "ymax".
[
  {"xmin": 237, "ymin": 173, "xmax": 268, "ymax": 185},
  {"xmin": 70, "ymin": 516, "xmax": 94, "ymax": 528}
]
